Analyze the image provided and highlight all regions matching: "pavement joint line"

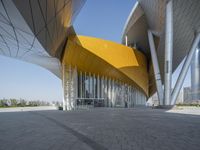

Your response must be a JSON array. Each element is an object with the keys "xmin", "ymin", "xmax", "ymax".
[{"xmin": 30, "ymin": 111, "xmax": 108, "ymax": 150}]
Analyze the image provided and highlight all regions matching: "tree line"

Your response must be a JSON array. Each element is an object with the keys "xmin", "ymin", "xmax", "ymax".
[{"xmin": 0, "ymin": 98, "xmax": 61, "ymax": 107}]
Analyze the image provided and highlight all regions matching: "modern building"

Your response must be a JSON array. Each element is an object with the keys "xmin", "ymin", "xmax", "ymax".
[
  {"xmin": 1, "ymin": 0, "xmax": 200, "ymax": 110},
  {"xmin": 183, "ymin": 87, "xmax": 192, "ymax": 103},
  {"xmin": 122, "ymin": 0, "xmax": 200, "ymax": 106},
  {"xmin": 183, "ymin": 86, "xmax": 200, "ymax": 103}
]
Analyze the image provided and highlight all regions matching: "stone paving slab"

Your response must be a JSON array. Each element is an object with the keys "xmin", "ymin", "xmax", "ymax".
[
  {"xmin": 0, "ymin": 106, "xmax": 57, "ymax": 112},
  {"xmin": 0, "ymin": 108, "xmax": 200, "ymax": 150},
  {"xmin": 167, "ymin": 107, "xmax": 200, "ymax": 115}
]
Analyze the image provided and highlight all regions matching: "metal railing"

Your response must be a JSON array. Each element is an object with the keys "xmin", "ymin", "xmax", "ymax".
[{"xmin": 76, "ymin": 98, "xmax": 105, "ymax": 109}]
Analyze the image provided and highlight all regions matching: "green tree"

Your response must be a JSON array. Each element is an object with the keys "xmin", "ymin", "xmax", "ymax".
[{"xmin": 10, "ymin": 99, "xmax": 18, "ymax": 107}]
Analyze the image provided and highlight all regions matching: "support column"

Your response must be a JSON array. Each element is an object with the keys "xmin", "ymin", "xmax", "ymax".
[
  {"xmin": 84, "ymin": 72, "xmax": 87, "ymax": 98},
  {"xmin": 80, "ymin": 71, "xmax": 82, "ymax": 98},
  {"xmin": 148, "ymin": 30, "xmax": 164, "ymax": 105},
  {"xmin": 62, "ymin": 64, "xmax": 66, "ymax": 111},
  {"xmin": 93, "ymin": 74, "xmax": 95, "ymax": 98},
  {"xmin": 101, "ymin": 76, "xmax": 104, "ymax": 99},
  {"xmin": 111, "ymin": 79, "xmax": 115, "ymax": 107},
  {"xmin": 136, "ymin": 89, "xmax": 138, "ymax": 105},
  {"xmin": 88, "ymin": 73, "xmax": 91, "ymax": 98},
  {"xmin": 97, "ymin": 75, "xmax": 100, "ymax": 99},
  {"xmin": 108, "ymin": 78, "xmax": 111, "ymax": 107},
  {"xmin": 171, "ymin": 33, "xmax": 200, "ymax": 105},
  {"xmin": 104, "ymin": 77, "xmax": 108, "ymax": 107},
  {"xmin": 62, "ymin": 65, "xmax": 72, "ymax": 111},
  {"xmin": 67, "ymin": 65, "xmax": 72, "ymax": 110},
  {"xmin": 164, "ymin": 0, "xmax": 173, "ymax": 105},
  {"xmin": 122, "ymin": 83, "xmax": 125, "ymax": 107},
  {"xmin": 127, "ymin": 86, "xmax": 130, "ymax": 108},
  {"xmin": 125, "ymin": 35, "xmax": 128, "ymax": 46},
  {"xmin": 191, "ymin": 45, "xmax": 200, "ymax": 101},
  {"xmin": 114, "ymin": 80, "xmax": 117, "ymax": 107},
  {"xmin": 131, "ymin": 87, "xmax": 134, "ymax": 107},
  {"xmin": 102, "ymin": 76, "xmax": 106, "ymax": 106},
  {"xmin": 71, "ymin": 66, "xmax": 78, "ymax": 109}
]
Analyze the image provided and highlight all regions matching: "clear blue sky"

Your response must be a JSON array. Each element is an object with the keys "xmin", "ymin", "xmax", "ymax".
[{"xmin": 0, "ymin": 0, "xmax": 191, "ymax": 101}]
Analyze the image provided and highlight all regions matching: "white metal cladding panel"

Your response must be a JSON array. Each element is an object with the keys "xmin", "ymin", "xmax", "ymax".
[
  {"xmin": 0, "ymin": 0, "xmax": 62, "ymax": 77},
  {"xmin": 0, "ymin": 0, "xmax": 85, "ymax": 78},
  {"xmin": 138, "ymin": 0, "xmax": 166, "ymax": 34},
  {"xmin": 12, "ymin": 0, "xmax": 86, "ymax": 58},
  {"xmin": 124, "ymin": 0, "xmax": 200, "ymax": 79}
]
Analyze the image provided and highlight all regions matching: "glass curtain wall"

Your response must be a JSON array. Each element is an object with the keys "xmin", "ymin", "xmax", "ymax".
[
  {"xmin": 63, "ymin": 65, "xmax": 147, "ymax": 110},
  {"xmin": 76, "ymin": 70, "xmax": 147, "ymax": 108}
]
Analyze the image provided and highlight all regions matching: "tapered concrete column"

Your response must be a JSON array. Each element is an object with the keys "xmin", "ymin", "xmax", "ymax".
[
  {"xmin": 171, "ymin": 33, "xmax": 200, "ymax": 105},
  {"xmin": 164, "ymin": 0, "xmax": 173, "ymax": 105},
  {"xmin": 148, "ymin": 30, "xmax": 164, "ymax": 105}
]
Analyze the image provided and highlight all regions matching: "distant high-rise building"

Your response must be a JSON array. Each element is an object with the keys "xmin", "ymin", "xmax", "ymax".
[{"xmin": 183, "ymin": 87, "xmax": 192, "ymax": 103}]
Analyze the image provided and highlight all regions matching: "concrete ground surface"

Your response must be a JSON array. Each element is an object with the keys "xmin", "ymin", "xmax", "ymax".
[
  {"xmin": 167, "ymin": 106, "xmax": 200, "ymax": 115},
  {"xmin": 0, "ymin": 106, "xmax": 57, "ymax": 112},
  {"xmin": 0, "ymin": 108, "xmax": 200, "ymax": 150}
]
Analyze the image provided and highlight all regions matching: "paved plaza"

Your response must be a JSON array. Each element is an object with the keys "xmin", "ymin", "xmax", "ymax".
[{"xmin": 0, "ymin": 108, "xmax": 200, "ymax": 150}]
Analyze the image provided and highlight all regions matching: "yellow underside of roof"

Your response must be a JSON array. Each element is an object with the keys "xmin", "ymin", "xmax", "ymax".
[{"xmin": 62, "ymin": 35, "xmax": 149, "ymax": 96}]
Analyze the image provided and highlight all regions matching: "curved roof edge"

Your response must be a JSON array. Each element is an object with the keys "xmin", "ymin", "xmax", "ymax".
[
  {"xmin": 121, "ymin": 1, "xmax": 139, "ymax": 43},
  {"xmin": 63, "ymin": 35, "xmax": 149, "ymax": 96}
]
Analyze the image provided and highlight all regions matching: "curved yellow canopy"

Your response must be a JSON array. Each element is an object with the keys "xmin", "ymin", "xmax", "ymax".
[{"xmin": 62, "ymin": 35, "xmax": 148, "ymax": 96}]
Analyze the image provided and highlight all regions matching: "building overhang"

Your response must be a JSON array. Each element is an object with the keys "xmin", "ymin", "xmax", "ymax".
[{"xmin": 62, "ymin": 35, "xmax": 149, "ymax": 96}]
